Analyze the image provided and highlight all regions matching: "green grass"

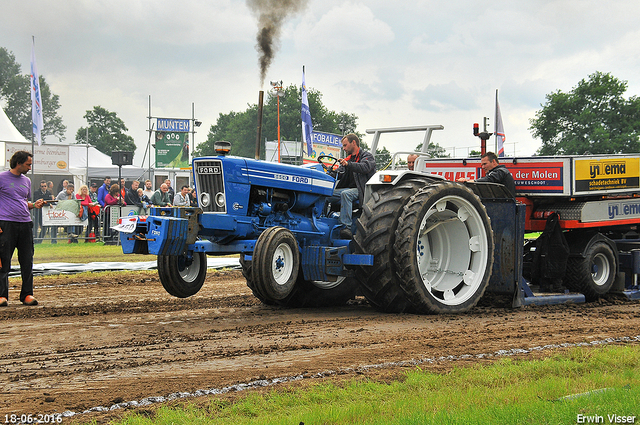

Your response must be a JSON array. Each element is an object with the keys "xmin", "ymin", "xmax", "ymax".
[
  {"xmin": 106, "ymin": 345, "xmax": 640, "ymax": 425},
  {"xmin": 24, "ymin": 242, "xmax": 236, "ymax": 265},
  {"xmin": 29, "ymin": 242, "xmax": 151, "ymax": 264}
]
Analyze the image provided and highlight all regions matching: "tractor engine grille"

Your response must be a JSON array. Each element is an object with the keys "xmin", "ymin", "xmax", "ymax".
[{"xmin": 194, "ymin": 159, "xmax": 226, "ymax": 213}]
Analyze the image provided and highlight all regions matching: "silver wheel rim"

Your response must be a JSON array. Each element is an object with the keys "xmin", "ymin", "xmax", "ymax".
[
  {"xmin": 591, "ymin": 252, "xmax": 610, "ymax": 287},
  {"xmin": 178, "ymin": 254, "xmax": 201, "ymax": 283},
  {"xmin": 312, "ymin": 276, "xmax": 346, "ymax": 290},
  {"xmin": 272, "ymin": 242, "xmax": 295, "ymax": 286},
  {"xmin": 416, "ymin": 195, "xmax": 489, "ymax": 306}
]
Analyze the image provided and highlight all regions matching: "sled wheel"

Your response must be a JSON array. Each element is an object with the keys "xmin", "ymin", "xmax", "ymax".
[
  {"xmin": 394, "ymin": 182, "xmax": 493, "ymax": 314},
  {"xmin": 565, "ymin": 241, "xmax": 616, "ymax": 301},
  {"xmin": 157, "ymin": 252, "xmax": 207, "ymax": 298},
  {"xmin": 252, "ymin": 227, "xmax": 300, "ymax": 303}
]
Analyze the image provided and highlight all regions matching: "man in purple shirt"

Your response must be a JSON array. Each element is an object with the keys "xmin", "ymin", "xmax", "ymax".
[{"xmin": 0, "ymin": 151, "xmax": 44, "ymax": 306}]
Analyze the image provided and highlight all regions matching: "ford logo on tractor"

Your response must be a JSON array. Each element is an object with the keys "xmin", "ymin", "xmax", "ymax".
[{"xmin": 198, "ymin": 166, "xmax": 221, "ymax": 174}]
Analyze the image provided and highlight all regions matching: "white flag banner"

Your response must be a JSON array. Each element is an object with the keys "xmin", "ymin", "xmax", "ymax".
[
  {"xmin": 495, "ymin": 90, "xmax": 505, "ymax": 157},
  {"xmin": 31, "ymin": 37, "xmax": 44, "ymax": 146},
  {"xmin": 301, "ymin": 67, "xmax": 314, "ymax": 156}
]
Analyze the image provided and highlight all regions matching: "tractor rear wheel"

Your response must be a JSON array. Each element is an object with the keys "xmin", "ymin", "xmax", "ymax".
[
  {"xmin": 354, "ymin": 177, "xmax": 437, "ymax": 312},
  {"xmin": 394, "ymin": 183, "xmax": 493, "ymax": 314},
  {"xmin": 157, "ymin": 252, "xmax": 207, "ymax": 298}
]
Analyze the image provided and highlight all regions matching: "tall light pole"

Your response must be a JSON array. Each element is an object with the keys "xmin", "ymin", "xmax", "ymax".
[
  {"xmin": 270, "ymin": 80, "xmax": 284, "ymax": 163},
  {"xmin": 191, "ymin": 102, "xmax": 201, "ymax": 168}
]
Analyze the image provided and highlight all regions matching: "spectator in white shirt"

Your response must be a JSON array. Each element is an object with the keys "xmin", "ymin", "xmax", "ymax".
[{"xmin": 173, "ymin": 185, "xmax": 191, "ymax": 206}]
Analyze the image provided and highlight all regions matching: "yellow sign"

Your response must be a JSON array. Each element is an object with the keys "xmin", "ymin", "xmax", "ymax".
[{"xmin": 575, "ymin": 157, "xmax": 640, "ymax": 192}]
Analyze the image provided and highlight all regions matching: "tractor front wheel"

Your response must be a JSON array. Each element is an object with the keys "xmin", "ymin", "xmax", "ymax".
[
  {"xmin": 252, "ymin": 227, "xmax": 300, "ymax": 303},
  {"xmin": 157, "ymin": 252, "xmax": 207, "ymax": 298}
]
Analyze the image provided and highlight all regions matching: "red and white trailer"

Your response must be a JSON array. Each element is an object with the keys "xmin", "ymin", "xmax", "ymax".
[
  {"xmin": 412, "ymin": 155, "xmax": 640, "ymax": 232},
  {"xmin": 367, "ymin": 125, "xmax": 640, "ymax": 305}
]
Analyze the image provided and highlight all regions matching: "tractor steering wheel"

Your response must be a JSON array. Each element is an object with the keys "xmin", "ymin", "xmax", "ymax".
[{"xmin": 317, "ymin": 155, "xmax": 340, "ymax": 174}]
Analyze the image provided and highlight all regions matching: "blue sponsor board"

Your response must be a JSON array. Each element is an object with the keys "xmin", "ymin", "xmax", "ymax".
[
  {"xmin": 157, "ymin": 118, "xmax": 190, "ymax": 132},
  {"xmin": 312, "ymin": 131, "xmax": 342, "ymax": 147}
]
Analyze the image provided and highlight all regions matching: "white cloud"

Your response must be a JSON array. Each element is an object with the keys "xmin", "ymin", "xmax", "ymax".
[
  {"xmin": 2, "ymin": 0, "xmax": 640, "ymax": 162},
  {"xmin": 294, "ymin": 2, "xmax": 394, "ymax": 56},
  {"xmin": 413, "ymin": 82, "xmax": 479, "ymax": 112}
]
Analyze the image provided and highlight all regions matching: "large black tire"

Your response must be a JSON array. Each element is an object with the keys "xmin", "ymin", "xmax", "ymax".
[
  {"xmin": 285, "ymin": 275, "xmax": 359, "ymax": 308},
  {"xmin": 157, "ymin": 252, "xmax": 207, "ymax": 298},
  {"xmin": 240, "ymin": 254, "xmax": 276, "ymax": 305},
  {"xmin": 243, "ymin": 228, "xmax": 357, "ymax": 307},
  {"xmin": 394, "ymin": 183, "xmax": 493, "ymax": 314},
  {"xmin": 565, "ymin": 241, "xmax": 616, "ymax": 301},
  {"xmin": 252, "ymin": 227, "xmax": 300, "ymax": 302},
  {"xmin": 354, "ymin": 177, "xmax": 436, "ymax": 312}
]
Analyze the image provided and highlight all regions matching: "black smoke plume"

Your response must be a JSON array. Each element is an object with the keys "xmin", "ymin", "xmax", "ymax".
[{"xmin": 246, "ymin": 0, "xmax": 308, "ymax": 86}]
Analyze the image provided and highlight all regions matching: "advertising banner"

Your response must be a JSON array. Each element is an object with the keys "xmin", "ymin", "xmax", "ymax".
[
  {"xmin": 4, "ymin": 142, "xmax": 69, "ymax": 173},
  {"xmin": 155, "ymin": 131, "xmax": 190, "ymax": 168},
  {"xmin": 41, "ymin": 201, "xmax": 87, "ymax": 226},
  {"xmin": 508, "ymin": 160, "xmax": 566, "ymax": 194},
  {"xmin": 302, "ymin": 131, "xmax": 343, "ymax": 164},
  {"xmin": 156, "ymin": 118, "xmax": 190, "ymax": 133},
  {"xmin": 416, "ymin": 158, "xmax": 570, "ymax": 196},
  {"xmin": 574, "ymin": 157, "xmax": 640, "ymax": 193}
]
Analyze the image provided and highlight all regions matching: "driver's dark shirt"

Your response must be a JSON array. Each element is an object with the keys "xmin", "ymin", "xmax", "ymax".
[{"xmin": 335, "ymin": 150, "xmax": 360, "ymax": 189}]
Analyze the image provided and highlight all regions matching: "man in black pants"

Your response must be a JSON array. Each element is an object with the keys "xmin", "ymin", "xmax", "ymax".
[
  {"xmin": 0, "ymin": 151, "xmax": 45, "ymax": 306},
  {"xmin": 33, "ymin": 179, "xmax": 53, "ymax": 243}
]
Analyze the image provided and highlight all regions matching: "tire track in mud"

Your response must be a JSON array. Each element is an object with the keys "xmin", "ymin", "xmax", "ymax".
[{"xmin": 0, "ymin": 294, "xmax": 260, "ymax": 320}]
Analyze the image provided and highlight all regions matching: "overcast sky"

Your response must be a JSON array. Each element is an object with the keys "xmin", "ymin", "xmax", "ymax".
[{"xmin": 2, "ymin": 0, "xmax": 640, "ymax": 164}]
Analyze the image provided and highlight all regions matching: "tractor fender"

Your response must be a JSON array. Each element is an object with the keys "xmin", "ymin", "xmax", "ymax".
[{"xmin": 363, "ymin": 170, "xmax": 445, "ymax": 205}]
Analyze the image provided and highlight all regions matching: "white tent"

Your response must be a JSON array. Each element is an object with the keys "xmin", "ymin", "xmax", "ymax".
[
  {"xmin": 0, "ymin": 106, "xmax": 29, "ymax": 144},
  {"xmin": 69, "ymin": 145, "xmax": 146, "ymax": 183},
  {"xmin": 0, "ymin": 106, "xmax": 30, "ymax": 166}
]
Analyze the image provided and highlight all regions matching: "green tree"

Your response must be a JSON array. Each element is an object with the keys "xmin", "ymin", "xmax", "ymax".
[
  {"xmin": 374, "ymin": 146, "xmax": 392, "ymax": 170},
  {"xmin": 530, "ymin": 71, "xmax": 640, "ymax": 155},
  {"xmin": 194, "ymin": 84, "xmax": 363, "ymax": 159},
  {"xmin": 0, "ymin": 46, "xmax": 66, "ymax": 141},
  {"xmin": 414, "ymin": 142, "xmax": 450, "ymax": 158},
  {"xmin": 75, "ymin": 106, "xmax": 136, "ymax": 156}
]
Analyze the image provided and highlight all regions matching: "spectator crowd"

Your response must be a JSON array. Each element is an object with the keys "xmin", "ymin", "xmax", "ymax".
[{"xmin": 32, "ymin": 177, "xmax": 198, "ymax": 243}]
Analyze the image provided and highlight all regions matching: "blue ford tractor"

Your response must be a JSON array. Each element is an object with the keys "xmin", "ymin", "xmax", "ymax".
[{"xmin": 121, "ymin": 126, "xmax": 519, "ymax": 313}]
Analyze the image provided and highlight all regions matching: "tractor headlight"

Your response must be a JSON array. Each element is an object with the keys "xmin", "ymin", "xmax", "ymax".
[
  {"xmin": 215, "ymin": 192, "xmax": 225, "ymax": 208},
  {"xmin": 200, "ymin": 192, "xmax": 211, "ymax": 207}
]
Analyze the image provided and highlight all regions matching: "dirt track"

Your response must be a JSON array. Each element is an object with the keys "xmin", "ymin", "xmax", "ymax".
[{"xmin": 1, "ymin": 269, "xmax": 639, "ymax": 423}]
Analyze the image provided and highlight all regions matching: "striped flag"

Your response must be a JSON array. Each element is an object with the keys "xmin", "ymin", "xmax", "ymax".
[
  {"xmin": 301, "ymin": 67, "xmax": 313, "ymax": 156},
  {"xmin": 30, "ymin": 37, "xmax": 44, "ymax": 146},
  {"xmin": 495, "ymin": 90, "xmax": 505, "ymax": 157}
]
